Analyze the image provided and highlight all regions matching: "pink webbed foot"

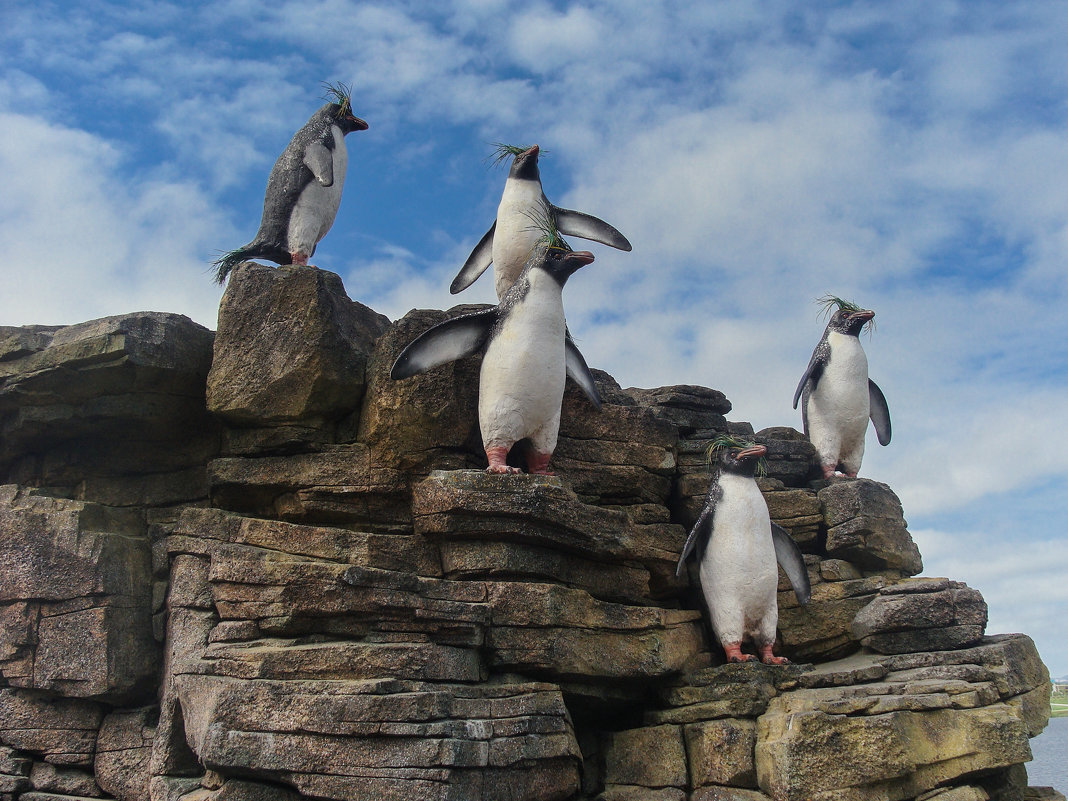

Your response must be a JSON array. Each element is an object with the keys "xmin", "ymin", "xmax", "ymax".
[
  {"xmin": 527, "ymin": 451, "xmax": 554, "ymax": 475},
  {"xmin": 759, "ymin": 644, "xmax": 790, "ymax": 665},
  {"xmin": 290, "ymin": 252, "xmax": 318, "ymax": 268},
  {"xmin": 723, "ymin": 643, "xmax": 757, "ymax": 664},
  {"xmin": 821, "ymin": 464, "xmax": 838, "ymax": 479},
  {"xmin": 485, "ymin": 446, "xmax": 521, "ymax": 474}
]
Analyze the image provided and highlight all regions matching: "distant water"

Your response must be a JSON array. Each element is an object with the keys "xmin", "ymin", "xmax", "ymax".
[{"xmin": 1029, "ymin": 716, "xmax": 1068, "ymax": 790}]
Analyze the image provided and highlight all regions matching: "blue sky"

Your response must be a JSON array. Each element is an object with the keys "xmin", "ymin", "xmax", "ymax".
[{"xmin": 2, "ymin": 0, "xmax": 1067, "ymax": 677}]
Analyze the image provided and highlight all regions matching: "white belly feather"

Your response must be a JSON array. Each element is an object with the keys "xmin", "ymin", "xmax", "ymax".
[
  {"xmin": 287, "ymin": 125, "xmax": 348, "ymax": 257},
  {"xmin": 807, "ymin": 332, "xmax": 869, "ymax": 469},
  {"xmin": 479, "ymin": 273, "xmax": 566, "ymax": 450},
  {"xmin": 698, "ymin": 473, "xmax": 779, "ymax": 644},
  {"xmin": 492, "ymin": 180, "xmax": 545, "ymax": 299}
]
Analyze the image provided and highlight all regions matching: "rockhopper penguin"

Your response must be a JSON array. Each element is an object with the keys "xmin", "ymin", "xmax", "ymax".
[
  {"xmin": 391, "ymin": 213, "xmax": 601, "ymax": 475},
  {"xmin": 792, "ymin": 296, "xmax": 892, "ymax": 478},
  {"xmin": 450, "ymin": 143, "xmax": 632, "ymax": 299},
  {"xmin": 212, "ymin": 82, "xmax": 368, "ymax": 283},
  {"xmin": 676, "ymin": 436, "xmax": 811, "ymax": 665}
]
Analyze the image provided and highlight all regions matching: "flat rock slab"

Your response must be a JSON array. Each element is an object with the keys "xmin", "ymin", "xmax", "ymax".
[
  {"xmin": 175, "ymin": 675, "xmax": 581, "ymax": 801},
  {"xmin": 413, "ymin": 470, "xmax": 684, "ymax": 570},
  {"xmin": 208, "ymin": 445, "xmax": 409, "ymax": 528},
  {"xmin": 483, "ymin": 581, "xmax": 703, "ymax": 680},
  {"xmin": 171, "ymin": 507, "xmax": 439, "ymax": 576}
]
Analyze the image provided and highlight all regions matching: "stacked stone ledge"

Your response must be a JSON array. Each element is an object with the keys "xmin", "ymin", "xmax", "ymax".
[{"xmin": 0, "ymin": 264, "xmax": 1058, "ymax": 801}]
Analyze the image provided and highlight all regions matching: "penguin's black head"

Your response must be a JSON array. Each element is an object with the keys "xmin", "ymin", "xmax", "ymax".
[
  {"xmin": 510, "ymin": 144, "xmax": 541, "ymax": 180},
  {"xmin": 322, "ymin": 81, "xmax": 368, "ymax": 134},
  {"xmin": 490, "ymin": 142, "xmax": 541, "ymax": 181},
  {"xmin": 819, "ymin": 295, "xmax": 875, "ymax": 337},
  {"xmin": 522, "ymin": 203, "xmax": 592, "ymax": 285},
  {"xmin": 708, "ymin": 435, "xmax": 768, "ymax": 477},
  {"xmin": 541, "ymin": 246, "xmax": 594, "ymax": 285}
]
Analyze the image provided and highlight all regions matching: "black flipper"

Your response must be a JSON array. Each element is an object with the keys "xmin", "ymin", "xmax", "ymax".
[
  {"xmin": 792, "ymin": 340, "xmax": 829, "ymax": 410},
  {"xmin": 676, "ymin": 480, "xmax": 721, "ymax": 577},
  {"xmin": 450, "ymin": 223, "xmax": 496, "ymax": 294},
  {"xmin": 564, "ymin": 335, "xmax": 601, "ymax": 409},
  {"xmin": 553, "ymin": 206, "xmax": 632, "ymax": 251},
  {"xmin": 771, "ymin": 523, "xmax": 811, "ymax": 605},
  {"xmin": 390, "ymin": 309, "xmax": 497, "ymax": 379},
  {"xmin": 868, "ymin": 379, "xmax": 892, "ymax": 445}
]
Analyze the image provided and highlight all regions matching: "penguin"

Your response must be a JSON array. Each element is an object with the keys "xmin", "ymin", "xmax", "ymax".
[
  {"xmin": 676, "ymin": 436, "xmax": 811, "ymax": 665},
  {"xmin": 792, "ymin": 296, "xmax": 892, "ymax": 479},
  {"xmin": 391, "ymin": 222, "xmax": 601, "ymax": 475},
  {"xmin": 449, "ymin": 143, "xmax": 632, "ymax": 299},
  {"xmin": 212, "ymin": 82, "xmax": 368, "ymax": 283}
]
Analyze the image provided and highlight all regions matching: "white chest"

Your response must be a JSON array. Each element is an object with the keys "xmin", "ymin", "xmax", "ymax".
[
  {"xmin": 288, "ymin": 126, "xmax": 347, "ymax": 251},
  {"xmin": 479, "ymin": 274, "xmax": 567, "ymax": 436},
  {"xmin": 811, "ymin": 333, "xmax": 869, "ymax": 415},
  {"xmin": 698, "ymin": 474, "xmax": 779, "ymax": 620},
  {"xmin": 492, "ymin": 180, "xmax": 545, "ymax": 298}
]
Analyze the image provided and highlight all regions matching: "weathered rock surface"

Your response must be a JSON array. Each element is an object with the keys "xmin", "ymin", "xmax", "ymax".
[
  {"xmin": 207, "ymin": 263, "xmax": 389, "ymax": 430},
  {"xmin": 0, "ymin": 487, "xmax": 157, "ymax": 702},
  {"xmin": 852, "ymin": 578, "xmax": 988, "ymax": 654},
  {"xmin": 819, "ymin": 479, "xmax": 923, "ymax": 575},
  {"xmin": 0, "ymin": 272, "xmax": 1057, "ymax": 801},
  {"xmin": 0, "ymin": 312, "xmax": 219, "ymax": 507}
]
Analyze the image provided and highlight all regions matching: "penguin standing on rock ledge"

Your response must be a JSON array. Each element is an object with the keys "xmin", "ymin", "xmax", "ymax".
[
  {"xmin": 793, "ymin": 295, "xmax": 892, "ymax": 479},
  {"xmin": 676, "ymin": 436, "xmax": 811, "ymax": 665},
  {"xmin": 391, "ymin": 213, "xmax": 601, "ymax": 475},
  {"xmin": 212, "ymin": 83, "xmax": 368, "ymax": 284}
]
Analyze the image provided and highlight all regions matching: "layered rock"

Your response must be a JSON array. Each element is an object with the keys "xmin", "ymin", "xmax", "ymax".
[{"xmin": 0, "ymin": 266, "xmax": 1057, "ymax": 801}]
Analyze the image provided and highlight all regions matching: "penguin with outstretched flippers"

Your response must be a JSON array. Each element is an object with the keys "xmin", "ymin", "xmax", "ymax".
[
  {"xmin": 450, "ymin": 143, "xmax": 631, "ymax": 299},
  {"xmin": 392, "ymin": 213, "xmax": 600, "ymax": 475},
  {"xmin": 676, "ymin": 436, "xmax": 811, "ymax": 665},
  {"xmin": 213, "ymin": 82, "xmax": 368, "ymax": 283},
  {"xmin": 793, "ymin": 295, "xmax": 891, "ymax": 479}
]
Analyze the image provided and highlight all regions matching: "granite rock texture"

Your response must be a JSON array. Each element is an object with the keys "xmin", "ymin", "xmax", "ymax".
[{"xmin": 0, "ymin": 267, "xmax": 1056, "ymax": 801}]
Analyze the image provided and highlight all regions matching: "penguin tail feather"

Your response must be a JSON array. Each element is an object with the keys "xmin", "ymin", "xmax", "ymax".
[{"xmin": 210, "ymin": 243, "xmax": 288, "ymax": 284}]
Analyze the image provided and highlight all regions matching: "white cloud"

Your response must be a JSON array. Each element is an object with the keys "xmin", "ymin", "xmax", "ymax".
[{"xmin": 0, "ymin": 111, "xmax": 224, "ymax": 328}]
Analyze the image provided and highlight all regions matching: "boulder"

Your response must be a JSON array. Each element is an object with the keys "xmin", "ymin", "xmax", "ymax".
[
  {"xmin": 27, "ymin": 761, "xmax": 102, "ymax": 796},
  {"xmin": 0, "ymin": 313, "xmax": 219, "ymax": 506},
  {"xmin": 757, "ymin": 686, "xmax": 1031, "ymax": 801},
  {"xmin": 174, "ymin": 675, "xmax": 582, "ymax": 801},
  {"xmin": 754, "ymin": 428, "xmax": 818, "ymax": 487},
  {"xmin": 0, "ymin": 487, "xmax": 157, "ymax": 702},
  {"xmin": 818, "ymin": 479, "xmax": 922, "ymax": 575},
  {"xmin": 94, "ymin": 707, "xmax": 157, "ymax": 801},
  {"xmin": 852, "ymin": 578, "xmax": 988, "ymax": 654},
  {"xmin": 206, "ymin": 263, "xmax": 389, "ymax": 427},
  {"xmin": 357, "ymin": 306, "xmax": 486, "ymax": 473}
]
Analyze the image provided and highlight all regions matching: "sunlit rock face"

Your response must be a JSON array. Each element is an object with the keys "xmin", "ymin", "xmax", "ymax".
[{"xmin": 0, "ymin": 267, "xmax": 1054, "ymax": 801}]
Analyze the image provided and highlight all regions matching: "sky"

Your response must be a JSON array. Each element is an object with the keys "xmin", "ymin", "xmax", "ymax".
[{"xmin": 1, "ymin": 1, "xmax": 1066, "ymax": 677}]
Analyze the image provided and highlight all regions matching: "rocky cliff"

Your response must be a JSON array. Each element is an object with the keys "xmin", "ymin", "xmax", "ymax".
[{"xmin": 0, "ymin": 262, "xmax": 1060, "ymax": 801}]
